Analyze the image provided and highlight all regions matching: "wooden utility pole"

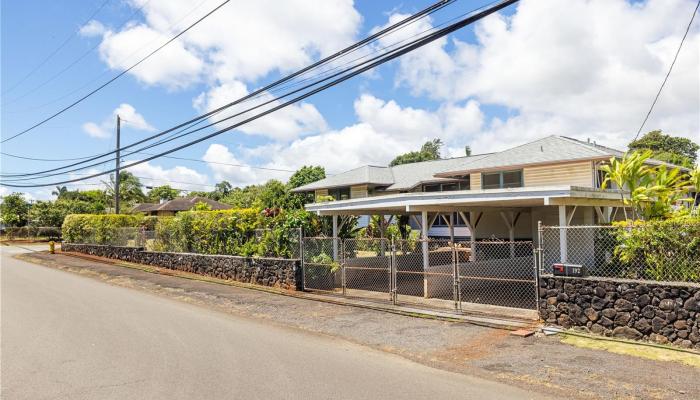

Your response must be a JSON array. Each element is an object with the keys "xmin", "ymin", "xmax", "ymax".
[{"xmin": 115, "ymin": 115, "xmax": 121, "ymax": 214}]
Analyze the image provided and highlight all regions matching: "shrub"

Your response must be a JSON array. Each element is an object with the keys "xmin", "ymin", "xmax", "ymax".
[
  {"xmin": 613, "ymin": 216, "xmax": 700, "ymax": 282},
  {"xmin": 62, "ymin": 214, "xmax": 144, "ymax": 244}
]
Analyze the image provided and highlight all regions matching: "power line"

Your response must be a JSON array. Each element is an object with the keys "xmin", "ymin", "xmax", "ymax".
[
  {"xmin": 1, "ymin": 0, "xmax": 452, "ymax": 177},
  {"xmin": 0, "ymin": 0, "xmax": 520, "ymax": 188},
  {"xmin": 1, "ymin": 0, "xmax": 112, "ymax": 95},
  {"xmin": 1, "ymin": 0, "xmax": 232, "ymax": 144},
  {"xmin": 633, "ymin": 0, "xmax": 699, "ymax": 142}
]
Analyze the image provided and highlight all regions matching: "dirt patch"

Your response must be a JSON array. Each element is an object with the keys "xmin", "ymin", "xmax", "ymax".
[{"xmin": 431, "ymin": 329, "xmax": 510, "ymax": 362}]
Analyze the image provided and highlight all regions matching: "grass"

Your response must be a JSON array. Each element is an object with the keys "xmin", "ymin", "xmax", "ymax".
[{"xmin": 561, "ymin": 334, "xmax": 700, "ymax": 368}]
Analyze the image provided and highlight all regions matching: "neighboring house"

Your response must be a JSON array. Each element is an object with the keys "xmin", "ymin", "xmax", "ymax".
[
  {"xmin": 132, "ymin": 196, "xmax": 233, "ymax": 217},
  {"xmin": 292, "ymin": 135, "xmax": 681, "ymax": 259}
]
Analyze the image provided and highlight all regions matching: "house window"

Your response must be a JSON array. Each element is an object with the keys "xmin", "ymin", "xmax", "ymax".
[
  {"xmin": 482, "ymin": 170, "xmax": 523, "ymax": 189},
  {"xmin": 422, "ymin": 178, "xmax": 470, "ymax": 192},
  {"xmin": 329, "ymin": 187, "xmax": 350, "ymax": 200}
]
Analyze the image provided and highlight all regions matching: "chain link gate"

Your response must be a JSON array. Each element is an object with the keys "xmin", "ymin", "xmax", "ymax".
[
  {"xmin": 302, "ymin": 237, "xmax": 342, "ymax": 293},
  {"xmin": 342, "ymin": 238, "xmax": 392, "ymax": 300},
  {"xmin": 302, "ymin": 237, "xmax": 538, "ymax": 312}
]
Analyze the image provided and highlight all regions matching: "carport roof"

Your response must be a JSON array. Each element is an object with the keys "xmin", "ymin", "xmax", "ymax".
[{"xmin": 304, "ymin": 186, "xmax": 626, "ymax": 215}]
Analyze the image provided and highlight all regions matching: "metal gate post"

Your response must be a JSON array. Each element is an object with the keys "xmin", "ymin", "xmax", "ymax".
[
  {"xmin": 534, "ymin": 221, "xmax": 544, "ymax": 314},
  {"xmin": 390, "ymin": 239, "xmax": 397, "ymax": 304},
  {"xmin": 452, "ymin": 243, "xmax": 460, "ymax": 311},
  {"xmin": 341, "ymin": 239, "xmax": 347, "ymax": 296},
  {"xmin": 300, "ymin": 235, "xmax": 306, "ymax": 291}
]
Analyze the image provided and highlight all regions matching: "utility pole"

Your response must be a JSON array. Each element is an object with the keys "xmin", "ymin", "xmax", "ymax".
[{"xmin": 115, "ymin": 115, "xmax": 121, "ymax": 214}]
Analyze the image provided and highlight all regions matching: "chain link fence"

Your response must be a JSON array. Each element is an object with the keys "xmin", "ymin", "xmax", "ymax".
[
  {"xmin": 459, "ymin": 241, "xmax": 537, "ymax": 309},
  {"xmin": 73, "ymin": 227, "xmax": 153, "ymax": 247},
  {"xmin": 539, "ymin": 224, "xmax": 700, "ymax": 283},
  {"xmin": 1, "ymin": 226, "xmax": 62, "ymax": 241},
  {"xmin": 302, "ymin": 237, "xmax": 342, "ymax": 293},
  {"xmin": 342, "ymin": 238, "xmax": 392, "ymax": 300},
  {"xmin": 301, "ymin": 237, "xmax": 538, "ymax": 311}
]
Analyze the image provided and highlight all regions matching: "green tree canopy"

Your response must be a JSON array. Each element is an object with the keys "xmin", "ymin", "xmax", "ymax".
[
  {"xmin": 147, "ymin": 185, "xmax": 181, "ymax": 203},
  {"xmin": 103, "ymin": 171, "xmax": 146, "ymax": 210},
  {"xmin": 389, "ymin": 138, "xmax": 443, "ymax": 166},
  {"xmin": 628, "ymin": 130, "xmax": 699, "ymax": 168},
  {"xmin": 28, "ymin": 199, "xmax": 105, "ymax": 227},
  {"xmin": 287, "ymin": 166, "xmax": 325, "ymax": 189},
  {"xmin": 0, "ymin": 193, "xmax": 31, "ymax": 227}
]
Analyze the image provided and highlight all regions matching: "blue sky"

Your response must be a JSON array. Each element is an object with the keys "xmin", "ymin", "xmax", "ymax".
[{"xmin": 1, "ymin": 0, "xmax": 698, "ymax": 200}]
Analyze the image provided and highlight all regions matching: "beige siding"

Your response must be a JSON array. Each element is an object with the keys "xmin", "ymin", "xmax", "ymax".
[
  {"xmin": 314, "ymin": 189, "xmax": 328, "ymax": 201},
  {"xmin": 523, "ymin": 161, "xmax": 593, "ymax": 187},
  {"xmin": 350, "ymin": 185, "xmax": 368, "ymax": 199},
  {"xmin": 470, "ymin": 173, "xmax": 481, "ymax": 189}
]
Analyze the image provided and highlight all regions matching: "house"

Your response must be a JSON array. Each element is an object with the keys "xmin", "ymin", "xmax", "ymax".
[
  {"xmin": 132, "ymin": 196, "xmax": 233, "ymax": 217},
  {"xmin": 292, "ymin": 135, "xmax": 678, "ymax": 258}
]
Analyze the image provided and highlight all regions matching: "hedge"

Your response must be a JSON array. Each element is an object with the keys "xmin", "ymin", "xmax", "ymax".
[
  {"xmin": 613, "ymin": 216, "xmax": 700, "ymax": 282},
  {"xmin": 62, "ymin": 214, "xmax": 146, "ymax": 244}
]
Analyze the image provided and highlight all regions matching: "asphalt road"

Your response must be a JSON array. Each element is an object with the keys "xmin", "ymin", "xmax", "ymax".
[{"xmin": 1, "ymin": 245, "xmax": 545, "ymax": 399}]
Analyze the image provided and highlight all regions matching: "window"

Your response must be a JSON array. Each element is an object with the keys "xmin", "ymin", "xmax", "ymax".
[
  {"xmin": 482, "ymin": 170, "xmax": 523, "ymax": 189},
  {"xmin": 329, "ymin": 187, "xmax": 350, "ymax": 200},
  {"xmin": 422, "ymin": 178, "xmax": 469, "ymax": 192}
]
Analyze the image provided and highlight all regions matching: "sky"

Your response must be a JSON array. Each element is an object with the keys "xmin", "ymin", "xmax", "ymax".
[{"xmin": 1, "ymin": 0, "xmax": 698, "ymax": 201}]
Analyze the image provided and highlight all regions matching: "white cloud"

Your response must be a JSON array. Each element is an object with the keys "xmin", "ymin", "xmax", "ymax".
[
  {"xmin": 239, "ymin": 94, "xmax": 483, "ymax": 177},
  {"xmin": 90, "ymin": 0, "xmax": 361, "ymax": 89},
  {"xmin": 386, "ymin": 0, "xmax": 700, "ymax": 151},
  {"xmin": 194, "ymin": 81, "xmax": 327, "ymax": 141},
  {"xmin": 82, "ymin": 103, "xmax": 156, "ymax": 139},
  {"xmin": 125, "ymin": 161, "xmax": 211, "ymax": 192},
  {"xmin": 79, "ymin": 20, "xmax": 106, "ymax": 37},
  {"xmin": 202, "ymin": 143, "xmax": 290, "ymax": 186}
]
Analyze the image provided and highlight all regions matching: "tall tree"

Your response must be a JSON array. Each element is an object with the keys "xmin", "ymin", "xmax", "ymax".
[
  {"xmin": 103, "ymin": 171, "xmax": 145, "ymax": 210},
  {"xmin": 52, "ymin": 185, "xmax": 68, "ymax": 199},
  {"xmin": 287, "ymin": 166, "xmax": 325, "ymax": 189},
  {"xmin": 629, "ymin": 130, "xmax": 699, "ymax": 168},
  {"xmin": 389, "ymin": 138, "xmax": 443, "ymax": 166},
  {"xmin": 147, "ymin": 185, "xmax": 181, "ymax": 202},
  {"xmin": 0, "ymin": 193, "xmax": 31, "ymax": 227}
]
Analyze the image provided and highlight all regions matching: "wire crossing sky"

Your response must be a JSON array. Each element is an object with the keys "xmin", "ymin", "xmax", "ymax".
[{"xmin": 1, "ymin": 0, "xmax": 698, "ymax": 199}]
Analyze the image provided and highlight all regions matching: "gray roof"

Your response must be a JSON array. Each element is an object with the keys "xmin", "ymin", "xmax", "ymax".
[
  {"xmin": 435, "ymin": 135, "xmax": 621, "ymax": 176},
  {"xmin": 292, "ymin": 165, "xmax": 394, "ymax": 192},
  {"xmin": 292, "ymin": 135, "xmax": 684, "ymax": 193}
]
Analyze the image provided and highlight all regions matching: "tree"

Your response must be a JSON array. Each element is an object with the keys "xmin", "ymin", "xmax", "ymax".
[
  {"xmin": 214, "ymin": 181, "xmax": 232, "ymax": 197},
  {"xmin": 259, "ymin": 180, "xmax": 289, "ymax": 209},
  {"xmin": 0, "ymin": 193, "xmax": 31, "ymax": 227},
  {"xmin": 147, "ymin": 185, "xmax": 181, "ymax": 202},
  {"xmin": 103, "ymin": 171, "xmax": 146, "ymax": 210},
  {"xmin": 221, "ymin": 185, "xmax": 263, "ymax": 208},
  {"xmin": 628, "ymin": 130, "xmax": 699, "ymax": 168},
  {"xmin": 287, "ymin": 166, "xmax": 325, "ymax": 189},
  {"xmin": 389, "ymin": 138, "xmax": 443, "ymax": 166},
  {"xmin": 52, "ymin": 186, "xmax": 69, "ymax": 199},
  {"xmin": 600, "ymin": 150, "xmax": 653, "ymax": 220},
  {"xmin": 286, "ymin": 166, "xmax": 326, "ymax": 208}
]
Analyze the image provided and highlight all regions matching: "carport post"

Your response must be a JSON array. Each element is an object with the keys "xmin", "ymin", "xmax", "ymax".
[
  {"xmin": 448, "ymin": 213, "xmax": 455, "ymax": 243},
  {"xmin": 558, "ymin": 205, "xmax": 567, "ymax": 263},
  {"xmin": 332, "ymin": 214, "xmax": 339, "ymax": 261},
  {"xmin": 421, "ymin": 211, "xmax": 429, "ymax": 298}
]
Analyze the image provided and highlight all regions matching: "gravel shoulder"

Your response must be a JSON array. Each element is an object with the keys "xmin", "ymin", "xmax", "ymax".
[{"xmin": 13, "ymin": 248, "xmax": 700, "ymax": 399}]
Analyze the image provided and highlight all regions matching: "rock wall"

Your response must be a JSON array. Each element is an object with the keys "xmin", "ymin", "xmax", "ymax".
[
  {"xmin": 539, "ymin": 276, "xmax": 700, "ymax": 349},
  {"xmin": 62, "ymin": 243, "xmax": 302, "ymax": 291}
]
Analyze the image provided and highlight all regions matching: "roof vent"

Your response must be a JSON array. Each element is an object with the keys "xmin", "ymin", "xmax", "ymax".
[
  {"xmin": 587, "ymin": 138, "xmax": 590, "ymax": 143},
  {"xmin": 540, "ymin": 145, "xmax": 543, "ymax": 152}
]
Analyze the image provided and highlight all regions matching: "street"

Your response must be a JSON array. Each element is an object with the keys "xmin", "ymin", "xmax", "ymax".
[{"xmin": 1, "ymin": 245, "xmax": 545, "ymax": 400}]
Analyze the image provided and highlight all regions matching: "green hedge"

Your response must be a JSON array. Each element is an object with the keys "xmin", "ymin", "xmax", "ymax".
[
  {"xmin": 62, "ymin": 214, "xmax": 145, "ymax": 244},
  {"xmin": 613, "ymin": 216, "xmax": 700, "ymax": 282}
]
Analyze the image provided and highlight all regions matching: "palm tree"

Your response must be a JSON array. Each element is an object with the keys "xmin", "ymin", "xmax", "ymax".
[
  {"xmin": 102, "ymin": 172, "xmax": 146, "ymax": 211},
  {"xmin": 600, "ymin": 150, "xmax": 653, "ymax": 220},
  {"xmin": 688, "ymin": 165, "xmax": 700, "ymax": 214},
  {"xmin": 52, "ymin": 185, "xmax": 68, "ymax": 199},
  {"xmin": 634, "ymin": 165, "xmax": 689, "ymax": 219}
]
